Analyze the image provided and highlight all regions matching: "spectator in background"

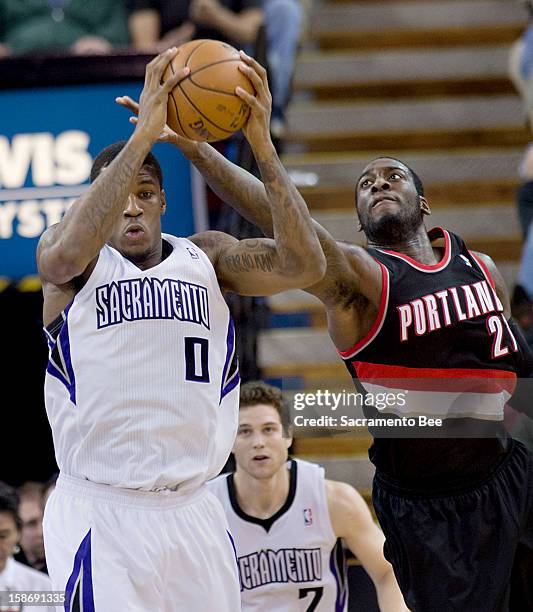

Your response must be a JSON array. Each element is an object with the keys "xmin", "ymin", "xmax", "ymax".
[
  {"xmin": 508, "ymin": 0, "xmax": 533, "ymax": 513},
  {"xmin": 263, "ymin": 0, "xmax": 302, "ymax": 136},
  {"xmin": 0, "ymin": 0, "xmax": 129, "ymax": 57},
  {"xmin": 17, "ymin": 483, "xmax": 46, "ymax": 574},
  {"xmin": 508, "ymin": 0, "xmax": 533, "ymax": 340},
  {"xmin": 127, "ymin": 0, "xmax": 263, "ymax": 53},
  {"xmin": 0, "ymin": 482, "xmax": 54, "ymax": 610}
]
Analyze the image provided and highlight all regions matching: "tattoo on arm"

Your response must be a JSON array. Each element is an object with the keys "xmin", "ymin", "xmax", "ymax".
[
  {"xmin": 222, "ymin": 250, "xmax": 276, "ymax": 274},
  {"xmin": 79, "ymin": 157, "xmax": 136, "ymax": 239},
  {"xmin": 192, "ymin": 145, "xmax": 274, "ymax": 235},
  {"xmin": 192, "ymin": 144, "xmax": 323, "ymax": 285},
  {"xmin": 221, "ymin": 239, "xmax": 278, "ymax": 274},
  {"xmin": 189, "ymin": 233, "xmax": 220, "ymax": 252},
  {"xmin": 255, "ymin": 149, "xmax": 316, "ymax": 277}
]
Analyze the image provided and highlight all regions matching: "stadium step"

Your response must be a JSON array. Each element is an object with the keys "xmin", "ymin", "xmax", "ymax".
[
  {"xmin": 263, "ymin": 360, "xmax": 352, "ymax": 389},
  {"xmin": 297, "ymin": 180, "xmax": 520, "ymax": 211},
  {"xmin": 309, "ymin": 0, "xmax": 526, "ymax": 50},
  {"xmin": 294, "ymin": 435, "xmax": 372, "ymax": 457},
  {"xmin": 312, "ymin": 207, "xmax": 521, "ymax": 248},
  {"xmin": 284, "ymin": 149, "xmax": 524, "ymax": 188},
  {"xmin": 295, "ymin": 45, "xmax": 516, "ymax": 100},
  {"xmin": 259, "ymin": 328, "xmax": 338, "ymax": 367},
  {"xmin": 285, "ymin": 95, "xmax": 528, "ymax": 153},
  {"xmin": 312, "ymin": 24, "xmax": 523, "ymax": 52},
  {"xmin": 286, "ymin": 127, "xmax": 528, "ymax": 154},
  {"xmin": 283, "ymin": 148, "xmax": 524, "ymax": 211}
]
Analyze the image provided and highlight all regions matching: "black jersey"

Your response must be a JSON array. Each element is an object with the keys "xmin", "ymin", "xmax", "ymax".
[{"xmin": 339, "ymin": 227, "xmax": 521, "ymax": 483}]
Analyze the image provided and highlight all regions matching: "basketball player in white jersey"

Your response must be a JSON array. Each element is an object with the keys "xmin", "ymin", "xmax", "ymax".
[
  {"xmin": 36, "ymin": 48, "xmax": 326, "ymax": 611},
  {"xmin": 208, "ymin": 381, "xmax": 407, "ymax": 612}
]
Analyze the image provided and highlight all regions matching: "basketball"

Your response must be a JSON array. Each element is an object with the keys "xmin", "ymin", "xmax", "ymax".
[{"xmin": 162, "ymin": 39, "xmax": 254, "ymax": 142}]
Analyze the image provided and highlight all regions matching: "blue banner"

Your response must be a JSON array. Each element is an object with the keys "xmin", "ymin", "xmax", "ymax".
[{"xmin": 0, "ymin": 81, "xmax": 198, "ymax": 279}]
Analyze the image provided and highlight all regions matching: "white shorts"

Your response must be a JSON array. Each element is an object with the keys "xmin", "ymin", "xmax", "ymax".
[{"xmin": 43, "ymin": 474, "xmax": 241, "ymax": 612}]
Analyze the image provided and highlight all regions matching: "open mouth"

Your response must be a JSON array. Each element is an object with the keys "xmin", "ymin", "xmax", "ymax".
[
  {"xmin": 125, "ymin": 225, "xmax": 145, "ymax": 239},
  {"xmin": 252, "ymin": 455, "xmax": 269, "ymax": 463},
  {"xmin": 372, "ymin": 197, "xmax": 397, "ymax": 208}
]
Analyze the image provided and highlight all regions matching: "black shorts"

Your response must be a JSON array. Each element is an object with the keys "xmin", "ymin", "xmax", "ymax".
[{"xmin": 372, "ymin": 439, "xmax": 533, "ymax": 612}]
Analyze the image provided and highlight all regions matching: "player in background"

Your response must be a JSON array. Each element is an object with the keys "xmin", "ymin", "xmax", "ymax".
[
  {"xmin": 17, "ymin": 482, "xmax": 46, "ymax": 574},
  {"xmin": 208, "ymin": 381, "xmax": 408, "ymax": 612},
  {"xmin": 37, "ymin": 48, "xmax": 325, "ymax": 611},
  {"xmin": 0, "ymin": 482, "xmax": 55, "ymax": 612},
  {"xmin": 119, "ymin": 70, "xmax": 533, "ymax": 609}
]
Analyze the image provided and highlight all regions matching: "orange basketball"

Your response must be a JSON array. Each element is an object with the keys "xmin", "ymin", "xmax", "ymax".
[{"xmin": 162, "ymin": 39, "xmax": 254, "ymax": 142}]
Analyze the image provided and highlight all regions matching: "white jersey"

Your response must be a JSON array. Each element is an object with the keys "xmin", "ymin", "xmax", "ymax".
[
  {"xmin": 0, "ymin": 558, "xmax": 55, "ymax": 612},
  {"xmin": 44, "ymin": 234, "xmax": 239, "ymax": 492},
  {"xmin": 208, "ymin": 459, "xmax": 349, "ymax": 612}
]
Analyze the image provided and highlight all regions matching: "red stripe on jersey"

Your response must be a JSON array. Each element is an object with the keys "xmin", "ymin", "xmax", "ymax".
[
  {"xmin": 377, "ymin": 227, "xmax": 451, "ymax": 272},
  {"xmin": 338, "ymin": 262, "xmax": 389, "ymax": 359},
  {"xmin": 352, "ymin": 361, "xmax": 517, "ymax": 393},
  {"xmin": 470, "ymin": 252, "xmax": 496, "ymax": 290}
]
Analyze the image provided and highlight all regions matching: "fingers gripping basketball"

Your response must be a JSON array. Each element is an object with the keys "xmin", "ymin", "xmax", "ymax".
[{"xmin": 162, "ymin": 40, "xmax": 254, "ymax": 142}]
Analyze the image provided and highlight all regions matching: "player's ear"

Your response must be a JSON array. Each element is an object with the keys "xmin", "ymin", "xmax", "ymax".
[
  {"xmin": 419, "ymin": 196, "xmax": 430, "ymax": 216},
  {"xmin": 160, "ymin": 189, "xmax": 167, "ymax": 215},
  {"xmin": 284, "ymin": 425, "xmax": 293, "ymax": 449},
  {"xmin": 355, "ymin": 206, "xmax": 363, "ymax": 231}
]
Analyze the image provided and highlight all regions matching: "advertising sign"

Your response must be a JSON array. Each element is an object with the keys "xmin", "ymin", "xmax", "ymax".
[{"xmin": 0, "ymin": 81, "xmax": 201, "ymax": 279}]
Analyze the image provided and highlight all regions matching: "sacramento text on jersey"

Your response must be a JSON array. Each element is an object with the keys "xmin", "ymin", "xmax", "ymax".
[{"xmin": 95, "ymin": 277, "xmax": 210, "ymax": 330}]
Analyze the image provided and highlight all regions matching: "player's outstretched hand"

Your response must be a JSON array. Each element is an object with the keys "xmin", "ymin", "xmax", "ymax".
[
  {"xmin": 134, "ymin": 48, "xmax": 190, "ymax": 145},
  {"xmin": 236, "ymin": 51, "xmax": 272, "ymax": 150},
  {"xmin": 115, "ymin": 94, "xmax": 198, "ymax": 156}
]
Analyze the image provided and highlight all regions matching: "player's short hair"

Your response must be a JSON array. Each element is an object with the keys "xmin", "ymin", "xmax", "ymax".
[
  {"xmin": 90, "ymin": 141, "xmax": 163, "ymax": 188},
  {"xmin": 240, "ymin": 381, "xmax": 291, "ymax": 434},
  {"xmin": 356, "ymin": 156, "xmax": 425, "ymax": 198},
  {"xmin": 0, "ymin": 481, "xmax": 22, "ymax": 530}
]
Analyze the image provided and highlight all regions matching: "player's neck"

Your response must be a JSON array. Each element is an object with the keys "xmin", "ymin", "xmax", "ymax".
[
  {"xmin": 370, "ymin": 226, "xmax": 440, "ymax": 265},
  {"xmin": 124, "ymin": 238, "xmax": 169, "ymax": 270},
  {"xmin": 234, "ymin": 464, "xmax": 290, "ymax": 519}
]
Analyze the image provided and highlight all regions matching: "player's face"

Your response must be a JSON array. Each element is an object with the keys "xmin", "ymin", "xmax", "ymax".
[
  {"xmin": 108, "ymin": 165, "xmax": 167, "ymax": 265},
  {"xmin": 356, "ymin": 158, "xmax": 428, "ymax": 244},
  {"xmin": 0, "ymin": 512, "xmax": 19, "ymax": 573},
  {"xmin": 233, "ymin": 404, "xmax": 292, "ymax": 480},
  {"xmin": 19, "ymin": 499, "xmax": 45, "ymax": 563}
]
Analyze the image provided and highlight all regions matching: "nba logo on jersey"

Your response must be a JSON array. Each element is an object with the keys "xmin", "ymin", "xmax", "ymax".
[{"xmin": 303, "ymin": 508, "xmax": 313, "ymax": 526}]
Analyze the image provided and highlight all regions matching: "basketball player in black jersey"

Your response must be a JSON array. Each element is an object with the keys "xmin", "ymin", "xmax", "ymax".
[{"xmin": 118, "ymin": 52, "xmax": 533, "ymax": 610}]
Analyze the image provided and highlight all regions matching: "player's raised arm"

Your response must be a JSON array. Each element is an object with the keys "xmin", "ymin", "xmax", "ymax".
[
  {"xmin": 37, "ymin": 48, "xmax": 188, "ymax": 286},
  {"xmin": 189, "ymin": 54, "xmax": 326, "ymax": 294},
  {"xmin": 230, "ymin": 53, "xmax": 326, "ymax": 291},
  {"xmin": 326, "ymin": 480, "xmax": 409, "ymax": 612}
]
